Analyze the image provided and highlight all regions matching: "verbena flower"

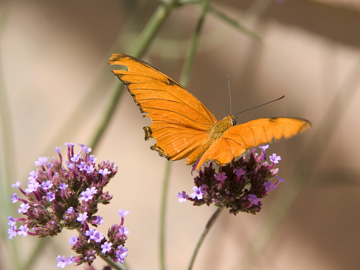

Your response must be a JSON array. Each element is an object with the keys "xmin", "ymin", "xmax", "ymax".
[
  {"xmin": 178, "ymin": 145, "xmax": 285, "ymax": 215},
  {"xmin": 8, "ymin": 143, "xmax": 129, "ymax": 267}
]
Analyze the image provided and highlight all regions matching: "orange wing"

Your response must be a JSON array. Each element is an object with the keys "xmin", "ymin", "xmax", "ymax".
[
  {"xmin": 195, "ymin": 117, "xmax": 311, "ymax": 170},
  {"xmin": 109, "ymin": 53, "xmax": 217, "ymax": 161}
]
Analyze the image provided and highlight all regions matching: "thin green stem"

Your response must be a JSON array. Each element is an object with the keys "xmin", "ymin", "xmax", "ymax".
[
  {"xmin": 180, "ymin": 0, "xmax": 212, "ymax": 86},
  {"xmin": 159, "ymin": 161, "xmax": 172, "ymax": 270},
  {"xmin": 188, "ymin": 207, "xmax": 224, "ymax": 270},
  {"xmin": 90, "ymin": 1, "xmax": 177, "ymax": 151},
  {"xmin": 100, "ymin": 254, "xmax": 127, "ymax": 270}
]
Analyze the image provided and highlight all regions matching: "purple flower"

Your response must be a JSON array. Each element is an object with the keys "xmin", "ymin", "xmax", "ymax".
[
  {"xmin": 25, "ymin": 180, "xmax": 40, "ymax": 193},
  {"xmin": 94, "ymin": 216, "xmax": 104, "ymax": 225},
  {"xmin": 41, "ymin": 180, "xmax": 53, "ymax": 190},
  {"xmin": 69, "ymin": 235, "xmax": 78, "ymax": 246},
  {"xmin": 190, "ymin": 185, "xmax": 206, "ymax": 200},
  {"xmin": 56, "ymin": 255, "xmax": 68, "ymax": 269},
  {"xmin": 269, "ymin": 153, "xmax": 281, "ymax": 164},
  {"xmin": 76, "ymin": 212, "xmax": 88, "ymax": 223},
  {"xmin": 77, "ymin": 161, "xmax": 86, "ymax": 171},
  {"xmin": 58, "ymin": 183, "xmax": 68, "ymax": 190},
  {"xmin": 264, "ymin": 180, "xmax": 277, "ymax": 192},
  {"xmin": 18, "ymin": 203, "xmax": 30, "ymax": 214},
  {"xmin": 85, "ymin": 164, "xmax": 95, "ymax": 174},
  {"xmin": 115, "ymin": 245, "xmax": 128, "ymax": 263},
  {"xmin": 248, "ymin": 194, "xmax": 261, "ymax": 206},
  {"xmin": 66, "ymin": 207, "xmax": 74, "ymax": 214},
  {"xmin": 70, "ymin": 154, "xmax": 81, "ymax": 163},
  {"xmin": 34, "ymin": 156, "xmax": 49, "ymax": 167},
  {"xmin": 7, "ymin": 216, "xmax": 16, "ymax": 226},
  {"xmin": 85, "ymin": 228, "xmax": 96, "ymax": 239},
  {"xmin": 18, "ymin": 225, "xmax": 28, "ymax": 237},
  {"xmin": 93, "ymin": 231, "xmax": 105, "ymax": 243},
  {"xmin": 259, "ymin": 145, "xmax": 269, "ymax": 152},
  {"xmin": 80, "ymin": 187, "xmax": 97, "ymax": 202},
  {"xmin": 8, "ymin": 226, "xmax": 17, "ymax": 239},
  {"xmin": 101, "ymin": 241, "xmax": 113, "ymax": 254},
  {"xmin": 235, "ymin": 168, "xmax": 246, "ymax": 177},
  {"xmin": 99, "ymin": 168, "xmax": 110, "ymax": 176},
  {"xmin": 46, "ymin": 192, "xmax": 55, "ymax": 202},
  {"xmin": 177, "ymin": 191, "xmax": 189, "ymax": 203},
  {"xmin": 10, "ymin": 193, "xmax": 19, "ymax": 203},
  {"xmin": 117, "ymin": 209, "xmax": 130, "ymax": 218},
  {"xmin": 11, "ymin": 181, "xmax": 21, "ymax": 188},
  {"xmin": 88, "ymin": 155, "xmax": 97, "ymax": 164},
  {"xmin": 118, "ymin": 225, "xmax": 130, "ymax": 236},
  {"xmin": 184, "ymin": 146, "xmax": 284, "ymax": 215}
]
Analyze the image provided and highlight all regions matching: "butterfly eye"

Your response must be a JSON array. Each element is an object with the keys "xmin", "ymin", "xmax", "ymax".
[{"xmin": 231, "ymin": 118, "xmax": 236, "ymax": 126}]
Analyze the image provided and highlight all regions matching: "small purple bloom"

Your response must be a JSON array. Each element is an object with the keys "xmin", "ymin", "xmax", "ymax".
[
  {"xmin": 69, "ymin": 235, "xmax": 78, "ymax": 246},
  {"xmin": 119, "ymin": 226, "xmax": 130, "ymax": 236},
  {"xmin": 58, "ymin": 183, "xmax": 68, "ymax": 190},
  {"xmin": 46, "ymin": 192, "xmax": 55, "ymax": 202},
  {"xmin": 269, "ymin": 153, "xmax": 281, "ymax": 164},
  {"xmin": 214, "ymin": 172, "xmax": 227, "ymax": 183},
  {"xmin": 25, "ymin": 180, "xmax": 40, "ymax": 193},
  {"xmin": 56, "ymin": 255, "xmax": 68, "ymax": 269},
  {"xmin": 66, "ymin": 206, "xmax": 74, "ymax": 214},
  {"xmin": 85, "ymin": 164, "xmax": 95, "ymax": 174},
  {"xmin": 177, "ymin": 191, "xmax": 189, "ymax": 203},
  {"xmin": 88, "ymin": 155, "xmax": 97, "ymax": 164},
  {"xmin": 99, "ymin": 168, "xmax": 110, "ymax": 176},
  {"xmin": 115, "ymin": 245, "xmax": 128, "ymax": 263},
  {"xmin": 18, "ymin": 225, "xmax": 28, "ymax": 237},
  {"xmin": 264, "ymin": 181, "xmax": 277, "ymax": 192},
  {"xmin": 7, "ymin": 216, "xmax": 16, "ymax": 226},
  {"xmin": 93, "ymin": 231, "xmax": 104, "ymax": 243},
  {"xmin": 259, "ymin": 145, "xmax": 269, "ymax": 152},
  {"xmin": 191, "ymin": 186, "xmax": 206, "ymax": 200},
  {"xmin": 18, "ymin": 203, "xmax": 30, "ymax": 214},
  {"xmin": 11, "ymin": 181, "xmax": 21, "ymax": 188},
  {"xmin": 235, "ymin": 168, "xmax": 246, "ymax": 177},
  {"xmin": 10, "ymin": 193, "xmax": 19, "ymax": 203},
  {"xmin": 101, "ymin": 241, "xmax": 112, "ymax": 254},
  {"xmin": 248, "ymin": 194, "xmax": 261, "ymax": 205},
  {"xmin": 77, "ymin": 161, "xmax": 86, "ymax": 171},
  {"xmin": 41, "ymin": 180, "xmax": 53, "ymax": 190},
  {"xmin": 85, "ymin": 228, "xmax": 96, "ymax": 239},
  {"xmin": 70, "ymin": 154, "xmax": 81, "ymax": 163},
  {"xmin": 8, "ymin": 226, "xmax": 17, "ymax": 239},
  {"xmin": 118, "ymin": 209, "xmax": 130, "ymax": 218},
  {"xmin": 34, "ymin": 156, "xmax": 49, "ymax": 167},
  {"xmin": 80, "ymin": 187, "xmax": 97, "ymax": 202},
  {"xmin": 54, "ymin": 146, "xmax": 61, "ymax": 154},
  {"xmin": 76, "ymin": 212, "xmax": 88, "ymax": 223},
  {"xmin": 94, "ymin": 216, "xmax": 104, "ymax": 225},
  {"xmin": 67, "ymin": 162, "xmax": 75, "ymax": 170}
]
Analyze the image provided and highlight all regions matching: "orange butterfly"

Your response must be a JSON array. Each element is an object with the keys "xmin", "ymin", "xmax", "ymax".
[{"xmin": 109, "ymin": 54, "xmax": 311, "ymax": 171}]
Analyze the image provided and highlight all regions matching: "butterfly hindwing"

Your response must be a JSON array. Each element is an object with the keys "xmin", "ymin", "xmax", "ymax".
[{"xmin": 195, "ymin": 117, "xmax": 311, "ymax": 170}]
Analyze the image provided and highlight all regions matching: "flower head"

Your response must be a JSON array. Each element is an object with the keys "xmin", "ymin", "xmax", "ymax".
[
  {"xmin": 179, "ymin": 145, "xmax": 284, "ymax": 215},
  {"xmin": 8, "ymin": 143, "xmax": 128, "ymax": 268}
]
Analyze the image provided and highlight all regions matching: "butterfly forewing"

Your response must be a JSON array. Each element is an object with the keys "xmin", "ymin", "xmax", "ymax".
[{"xmin": 109, "ymin": 54, "xmax": 217, "ymax": 160}]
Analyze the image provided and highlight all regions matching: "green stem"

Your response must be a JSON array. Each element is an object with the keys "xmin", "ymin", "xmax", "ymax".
[
  {"xmin": 90, "ymin": 1, "xmax": 177, "ymax": 151},
  {"xmin": 100, "ymin": 254, "xmax": 127, "ymax": 270},
  {"xmin": 159, "ymin": 161, "xmax": 172, "ymax": 270},
  {"xmin": 188, "ymin": 207, "xmax": 224, "ymax": 270},
  {"xmin": 180, "ymin": 0, "xmax": 212, "ymax": 86}
]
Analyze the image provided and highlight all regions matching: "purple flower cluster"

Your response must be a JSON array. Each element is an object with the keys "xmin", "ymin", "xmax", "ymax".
[
  {"xmin": 8, "ymin": 143, "xmax": 129, "ymax": 268},
  {"xmin": 177, "ymin": 145, "xmax": 284, "ymax": 215}
]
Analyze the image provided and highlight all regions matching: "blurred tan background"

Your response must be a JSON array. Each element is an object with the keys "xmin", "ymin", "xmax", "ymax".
[{"xmin": 1, "ymin": 0, "xmax": 360, "ymax": 269}]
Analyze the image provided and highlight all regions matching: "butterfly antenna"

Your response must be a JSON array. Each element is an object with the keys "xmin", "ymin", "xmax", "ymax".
[
  {"xmin": 233, "ymin": 95, "xmax": 286, "ymax": 116},
  {"xmin": 228, "ymin": 76, "xmax": 233, "ymax": 115}
]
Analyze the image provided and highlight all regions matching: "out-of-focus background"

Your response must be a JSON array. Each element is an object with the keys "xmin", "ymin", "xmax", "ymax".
[{"xmin": 1, "ymin": 0, "xmax": 360, "ymax": 269}]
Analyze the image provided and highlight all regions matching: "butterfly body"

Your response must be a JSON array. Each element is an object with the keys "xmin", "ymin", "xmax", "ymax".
[{"xmin": 109, "ymin": 53, "xmax": 311, "ymax": 170}]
